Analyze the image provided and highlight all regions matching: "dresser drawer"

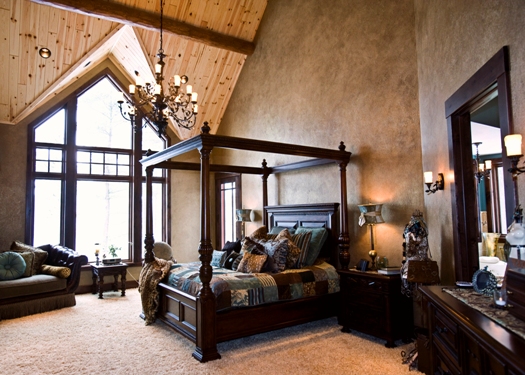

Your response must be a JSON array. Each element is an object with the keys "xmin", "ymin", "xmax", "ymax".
[
  {"xmin": 434, "ymin": 308, "xmax": 459, "ymax": 356},
  {"xmin": 433, "ymin": 337, "xmax": 461, "ymax": 375},
  {"xmin": 506, "ymin": 268, "xmax": 525, "ymax": 321}
]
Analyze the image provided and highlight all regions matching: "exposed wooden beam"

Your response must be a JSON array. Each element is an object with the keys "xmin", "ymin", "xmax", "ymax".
[{"xmin": 30, "ymin": 0, "xmax": 256, "ymax": 56}]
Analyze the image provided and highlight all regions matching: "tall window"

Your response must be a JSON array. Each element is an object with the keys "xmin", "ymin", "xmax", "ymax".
[
  {"xmin": 215, "ymin": 174, "xmax": 241, "ymax": 248},
  {"xmin": 27, "ymin": 73, "xmax": 168, "ymax": 263}
]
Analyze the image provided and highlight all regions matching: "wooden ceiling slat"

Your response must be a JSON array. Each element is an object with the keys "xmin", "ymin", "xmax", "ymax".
[{"xmin": 2, "ymin": 0, "xmax": 267, "ymax": 133}]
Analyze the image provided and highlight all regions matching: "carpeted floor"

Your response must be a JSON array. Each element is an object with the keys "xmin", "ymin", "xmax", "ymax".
[{"xmin": 0, "ymin": 289, "xmax": 421, "ymax": 375}]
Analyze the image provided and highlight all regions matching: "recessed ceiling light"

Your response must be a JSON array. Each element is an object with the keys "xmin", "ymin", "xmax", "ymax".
[{"xmin": 39, "ymin": 48, "xmax": 51, "ymax": 59}]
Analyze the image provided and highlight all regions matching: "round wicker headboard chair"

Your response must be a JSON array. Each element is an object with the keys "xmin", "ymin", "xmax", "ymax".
[{"xmin": 140, "ymin": 124, "xmax": 352, "ymax": 362}]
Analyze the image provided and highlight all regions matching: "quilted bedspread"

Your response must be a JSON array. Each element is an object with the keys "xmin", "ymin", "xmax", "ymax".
[{"xmin": 166, "ymin": 261, "xmax": 340, "ymax": 311}]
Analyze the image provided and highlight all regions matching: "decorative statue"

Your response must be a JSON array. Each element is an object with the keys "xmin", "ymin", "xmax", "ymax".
[{"xmin": 401, "ymin": 210, "xmax": 439, "ymax": 296}]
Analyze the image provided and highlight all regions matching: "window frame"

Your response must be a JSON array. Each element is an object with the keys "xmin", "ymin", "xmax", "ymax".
[
  {"xmin": 25, "ymin": 68, "xmax": 170, "ymax": 265},
  {"xmin": 214, "ymin": 173, "xmax": 242, "ymax": 248}
]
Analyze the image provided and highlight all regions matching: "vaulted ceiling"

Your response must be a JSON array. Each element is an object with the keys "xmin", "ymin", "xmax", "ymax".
[{"xmin": 0, "ymin": 0, "xmax": 267, "ymax": 139}]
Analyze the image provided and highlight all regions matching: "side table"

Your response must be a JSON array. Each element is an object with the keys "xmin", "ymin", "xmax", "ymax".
[
  {"xmin": 91, "ymin": 263, "xmax": 128, "ymax": 299},
  {"xmin": 337, "ymin": 268, "xmax": 413, "ymax": 347}
]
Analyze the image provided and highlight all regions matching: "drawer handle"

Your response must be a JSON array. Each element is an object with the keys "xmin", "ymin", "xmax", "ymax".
[
  {"xmin": 368, "ymin": 281, "xmax": 375, "ymax": 286},
  {"xmin": 507, "ymin": 290, "xmax": 513, "ymax": 295},
  {"xmin": 437, "ymin": 326, "xmax": 448, "ymax": 334},
  {"xmin": 507, "ymin": 304, "xmax": 514, "ymax": 308}
]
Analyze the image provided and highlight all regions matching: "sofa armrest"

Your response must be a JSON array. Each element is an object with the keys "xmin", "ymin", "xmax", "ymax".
[{"xmin": 38, "ymin": 244, "xmax": 88, "ymax": 293}]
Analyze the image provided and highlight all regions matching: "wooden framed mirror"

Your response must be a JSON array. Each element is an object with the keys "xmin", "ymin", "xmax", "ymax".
[{"xmin": 446, "ymin": 46, "xmax": 515, "ymax": 282}]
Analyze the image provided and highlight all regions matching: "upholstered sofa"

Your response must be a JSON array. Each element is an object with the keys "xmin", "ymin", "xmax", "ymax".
[{"xmin": 0, "ymin": 242, "xmax": 88, "ymax": 320}]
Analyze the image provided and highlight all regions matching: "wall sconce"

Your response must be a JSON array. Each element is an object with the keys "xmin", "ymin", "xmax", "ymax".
[
  {"xmin": 236, "ymin": 209, "xmax": 254, "ymax": 239},
  {"xmin": 358, "ymin": 203, "xmax": 384, "ymax": 270},
  {"xmin": 423, "ymin": 172, "xmax": 445, "ymax": 194},
  {"xmin": 504, "ymin": 134, "xmax": 525, "ymax": 177},
  {"xmin": 472, "ymin": 142, "xmax": 491, "ymax": 183}
]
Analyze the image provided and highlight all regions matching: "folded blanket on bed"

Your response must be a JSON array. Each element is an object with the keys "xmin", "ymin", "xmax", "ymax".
[
  {"xmin": 138, "ymin": 257, "xmax": 173, "ymax": 325},
  {"xmin": 166, "ymin": 261, "xmax": 339, "ymax": 311}
]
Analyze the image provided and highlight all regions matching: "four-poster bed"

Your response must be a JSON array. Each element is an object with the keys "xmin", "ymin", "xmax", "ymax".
[{"xmin": 140, "ymin": 123, "xmax": 352, "ymax": 362}]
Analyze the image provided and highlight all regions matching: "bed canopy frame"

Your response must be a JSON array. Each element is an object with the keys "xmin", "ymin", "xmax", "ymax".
[{"xmin": 140, "ymin": 123, "xmax": 352, "ymax": 362}]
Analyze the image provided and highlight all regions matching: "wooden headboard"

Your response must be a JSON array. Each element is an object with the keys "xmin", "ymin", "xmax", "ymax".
[{"xmin": 264, "ymin": 203, "xmax": 340, "ymax": 267}]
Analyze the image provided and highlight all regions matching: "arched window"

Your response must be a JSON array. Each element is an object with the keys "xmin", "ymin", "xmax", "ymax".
[{"xmin": 27, "ymin": 72, "xmax": 168, "ymax": 263}]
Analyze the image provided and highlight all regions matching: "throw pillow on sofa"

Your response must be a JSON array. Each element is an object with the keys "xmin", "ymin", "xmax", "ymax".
[
  {"xmin": 10, "ymin": 240, "xmax": 48, "ymax": 275},
  {"xmin": 40, "ymin": 264, "xmax": 71, "ymax": 279},
  {"xmin": 0, "ymin": 251, "xmax": 26, "ymax": 280}
]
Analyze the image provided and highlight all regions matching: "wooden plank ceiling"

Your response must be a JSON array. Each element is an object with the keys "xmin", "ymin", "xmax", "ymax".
[{"xmin": 0, "ymin": 0, "xmax": 267, "ymax": 139}]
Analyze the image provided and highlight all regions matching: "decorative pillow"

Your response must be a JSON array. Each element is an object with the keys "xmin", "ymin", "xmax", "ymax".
[
  {"xmin": 262, "ymin": 239, "xmax": 289, "ymax": 273},
  {"xmin": 237, "ymin": 251, "xmax": 267, "ymax": 273},
  {"xmin": 247, "ymin": 226, "xmax": 268, "ymax": 241},
  {"xmin": 221, "ymin": 240, "xmax": 242, "ymax": 256},
  {"xmin": 0, "ymin": 251, "xmax": 26, "ymax": 281},
  {"xmin": 10, "ymin": 241, "xmax": 48, "ymax": 275},
  {"xmin": 292, "ymin": 231, "xmax": 313, "ymax": 268},
  {"xmin": 231, "ymin": 253, "xmax": 244, "ymax": 271},
  {"xmin": 296, "ymin": 227, "xmax": 329, "ymax": 266},
  {"xmin": 269, "ymin": 226, "xmax": 296, "ymax": 235},
  {"xmin": 275, "ymin": 228, "xmax": 302, "ymax": 269},
  {"xmin": 18, "ymin": 251, "xmax": 35, "ymax": 277},
  {"xmin": 153, "ymin": 241, "xmax": 173, "ymax": 261},
  {"xmin": 223, "ymin": 251, "xmax": 240, "ymax": 270},
  {"xmin": 211, "ymin": 250, "xmax": 227, "ymax": 267},
  {"xmin": 41, "ymin": 264, "xmax": 71, "ymax": 279}
]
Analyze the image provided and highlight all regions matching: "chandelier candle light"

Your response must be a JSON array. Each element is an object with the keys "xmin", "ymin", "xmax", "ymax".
[{"xmin": 118, "ymin": 0, "xmax": 198, "ymax": 137}]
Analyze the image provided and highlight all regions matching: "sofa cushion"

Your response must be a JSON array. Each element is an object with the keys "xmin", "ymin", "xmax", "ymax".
[
  {"xmin": 0, "ymin": 252, "xmax": 26, "ymax": 280},
  {"xmin": 10, "ymin": 241, "xmax": 48, "ymax": 275},
  {"xmin": 40, "ymin": 264, "xmax": 71, "ymax": 279},
  {"xmin": 0, "ymin": 274, "xmax": 67, "ymax": 300}
]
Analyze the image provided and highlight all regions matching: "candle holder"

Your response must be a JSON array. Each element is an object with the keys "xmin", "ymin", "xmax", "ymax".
[
  {"xmin": 95, "ymin": 254, "xmax": 100, "ymax": 266},
  {"xmin": 493, "ymin": 289, "xmax": 507, "ymax": 309},
  {"xmin": 368, "ymin": 250, "xmax": 377, "ymax": 271}
]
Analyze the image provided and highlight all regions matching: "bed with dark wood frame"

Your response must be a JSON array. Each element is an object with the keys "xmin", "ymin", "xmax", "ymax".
[{"xmin": 141, "ymin": 123, "xmax": 352, "ymax": 362}]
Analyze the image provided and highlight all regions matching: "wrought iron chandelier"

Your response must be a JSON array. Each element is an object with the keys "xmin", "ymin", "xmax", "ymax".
[
  {"xmin": 117, "ymin": 0, "xmax": 198, "ymax": 137},
  {"xmin": 472, "ymin": 142, "xmax": 491, "ymax": 183}
]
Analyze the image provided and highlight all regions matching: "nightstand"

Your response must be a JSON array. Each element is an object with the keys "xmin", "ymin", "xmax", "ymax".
[
  {"xmin": 337, "ymin": 268, "xmax": 413, "ymax": 347},
  {"xmin": 91, "ymin": 263, "xmax": 128, "ymax": 299}
]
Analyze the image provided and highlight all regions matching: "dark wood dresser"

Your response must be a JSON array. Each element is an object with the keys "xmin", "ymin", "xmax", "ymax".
[
  {"xmin": 337, "ymin": 269, "xmax": 413, "ymax": 347},
  {"xmin": 420, "ymin": 285, "xmax": 525, "ymax": 375}
]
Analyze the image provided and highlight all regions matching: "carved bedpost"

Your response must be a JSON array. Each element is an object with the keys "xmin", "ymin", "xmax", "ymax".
[
  {"xmin": 261, "ymin": 159, "xmax": 269, "ymax": 227},
  {"xmin": 193, "ymin": 143, "xmax": 221, "ymax": 362},
  {"xmin": 338, "ymin": 142, "xmax": 350, "ymax": 270},
  {"xmin": 144, "ymin": 166, "xmax": 155, "ymax": 263}
]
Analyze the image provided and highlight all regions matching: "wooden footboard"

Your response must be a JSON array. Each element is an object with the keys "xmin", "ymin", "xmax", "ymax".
[
  {"xmin": 157, "ymin": 281, "xmax": 340, "ymax": 344},
  {"xmin": 157, "ymin": 282, "xmax": 198, "ymax": 343}
]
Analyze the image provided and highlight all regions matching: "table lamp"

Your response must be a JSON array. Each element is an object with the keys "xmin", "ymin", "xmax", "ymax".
[
  {"xmin": 358, "ymin": 203, "xmax": 385, "ymax": 270},
  {"xmin": 236, "ymin": 209, "xmax": 254, "ymax": 239}
]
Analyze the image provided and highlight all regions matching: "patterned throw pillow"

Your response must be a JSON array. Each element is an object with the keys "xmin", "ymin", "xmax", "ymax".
[
  {"xmin": 247, "ymin": 226, "xmax": 268, "ymax": 241},
  {"xmin": 231, "ymin": 253, "xmax": 244, "ymax": 271},
  {"xmin": 237, "ymin": 251, "xmax": 267, "ymax": 273},
  {"xmin": 292, "ymin": 231, "xmax": 313, "ymax": 268},
  {"xmin": 0, "ymin": 250, "xmax": 36, "ymax": 278},
  {"xmin": 295, "ymin": 227, "xmax": 329, "ymax": 266},
  {"xmin": 275, "ymin": 228, "xmax": 302, "ymax": 269},
  {"xmin": 10, "ymin": 241, "xmax": 48, "ymax": 275},
  {"xmin": 40, "ymin": 264, "xmax": 71, "ymax": 279},
  {"xmin": 245, "ymin": 237, "xmax": 288, "ymax": 273},
  {"xmin": 211, "ymin": 250, "xmax": 227, "ymax": 267},
  {"xmin": 223, "ymin": 251, "xmax": 240, "ymax": 270},
  {"xmin": 0, "ymin": 251, "xmax": 26, "ymax": 280}
]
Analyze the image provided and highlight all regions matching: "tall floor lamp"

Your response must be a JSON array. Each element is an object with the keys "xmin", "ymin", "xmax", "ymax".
[
  {"xmin": 236, "ymin": 209, "xmax": 254, "ymax": 239},
  {"xmin": 358, "ymin": 203, "xmax": 385, "ymax": 270}
]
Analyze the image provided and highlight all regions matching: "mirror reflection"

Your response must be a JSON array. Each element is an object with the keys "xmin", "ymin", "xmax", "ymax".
[{"xmin": 470, "ymin": 94, "xmax": 508, "ymax": 278}]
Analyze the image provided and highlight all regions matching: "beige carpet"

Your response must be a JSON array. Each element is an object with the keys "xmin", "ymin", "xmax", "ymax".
[{"xmin": 0, "ymin": 289, "xmax": 421, "ymax": 375}]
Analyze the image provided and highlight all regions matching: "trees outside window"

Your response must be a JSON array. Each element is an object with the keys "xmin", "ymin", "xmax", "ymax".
[{"xmin": 27, "ymin": 72, "xmax": 168, "ymax": 263}]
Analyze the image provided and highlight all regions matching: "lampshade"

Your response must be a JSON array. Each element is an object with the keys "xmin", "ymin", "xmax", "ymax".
[
  {"xmin": 236, "ymin": 209, "xmax": 254, "ymax": 222},
  {"xmin": 504, "ymin": 134, "xmax": 523, "ymax": 157},
  {"xmin": 358, "ymin": 203, "xmax": 384, "ymax": 226}
]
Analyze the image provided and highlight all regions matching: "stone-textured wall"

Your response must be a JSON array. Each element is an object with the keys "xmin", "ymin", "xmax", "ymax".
[
  {"xmin": 415, "ymin": 0, "xmax": 525, "ymax": 283},
  {"xmin": 210, "ymin": 0, "xmax": 423, "ymax": 268}
]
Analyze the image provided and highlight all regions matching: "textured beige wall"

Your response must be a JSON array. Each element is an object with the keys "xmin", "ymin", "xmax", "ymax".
[
  {"xmin": 206, "ymin": 0, "xmax": 423, "ymax": 268},
  {"xmin": 415, "ymin": 0, "xmax": 525, "ymax": 284},
  {"xmin": 0, "ymin": 124, "xmax": 27, "ymax": 250}
]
